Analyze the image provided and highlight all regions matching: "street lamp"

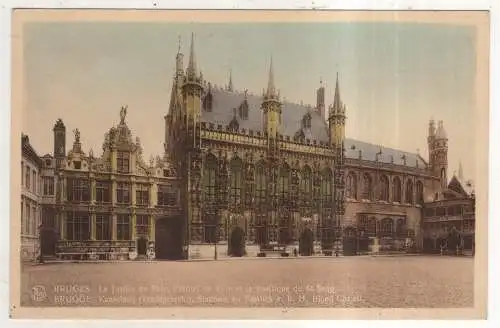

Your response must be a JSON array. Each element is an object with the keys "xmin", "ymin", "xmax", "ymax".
[{"xmin": 37, "ymin": 223, "xmax": 44, "ymax": 264}]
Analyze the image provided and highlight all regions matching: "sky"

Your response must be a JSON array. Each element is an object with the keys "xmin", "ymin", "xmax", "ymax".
[{"xmin": 22, "ymin": 21, "xmax": 477, "ymax": 180}]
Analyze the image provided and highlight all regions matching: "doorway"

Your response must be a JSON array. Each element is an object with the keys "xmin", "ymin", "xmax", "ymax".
[
  {"xmin": 228, "ymin": 227, "xmax": 246, "ymax": 257},
  {"xmin": 155, "ymin": 217, "xmax": 184, "ymax": 260},
  {"xmin": 137, "ymin": 237, "xmax": 148, "ymax": 256},
  {"xmin": 40, "ymin": 228, "xmax": 58, "ymax": 257},
  {"xmin": 299, "ymin": 228, "xmax": 314, "ymax": 256}
]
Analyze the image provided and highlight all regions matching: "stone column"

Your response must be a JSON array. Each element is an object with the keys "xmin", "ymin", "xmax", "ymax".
[
  {"xmin": 111, "ymin": 148, "xmax": 117, "ymax": 173},
  {"xmin": 131, "ymin": 212, "xmax": 137, "ymax": 241},
  {"xmin": 111, "ymin": 178, "xmax": 117, "ymax": 206},
  {"xmin": 90, "ymin": 177, "xmax": 96, "ymax": 204},
  {"xmin": 91, "ymin": 213, "xmax": 96, "ymax": 240},
  {"xmin": 131, "ymin": 179, "xmax": 137, "ymax": 206},
  {"xmin": 149, "ymin": 216, "xmax": 155, "ymax": 242},
  {"xmin": 112, "ymin": 214, "xmax": 117, "ymax": 240},
  {"xmin": 59, "ymin": 211, "xmax": 66, "ymax": 240}
]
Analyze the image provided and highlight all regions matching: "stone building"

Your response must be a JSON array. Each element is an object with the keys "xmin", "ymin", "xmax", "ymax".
[
  {"xmin": 33, "ymin": 33, "xmax": 469, "ymax": 260},
  {"xmin": 422, "ymin": 163, "xmax": 476, "ymax": 255},
  {"xmin": 21, "ymin": 134, "xmax": 42, "ymax": 261}
]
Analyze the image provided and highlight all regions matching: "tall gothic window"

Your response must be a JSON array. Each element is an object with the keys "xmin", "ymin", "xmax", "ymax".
[
  {"xmin": 346, "ymin": 172, "xmax": 357, "ymax": 199},
  {"xmin": 66, "ymin": 212, "xmax": 90, "ymax": 241},
  {"xmin": 25, "ymin": 165, "xmax": 30, "ymax": 189},
  {"xmin": 117, "ymin": 151, "xmax": 130, "ymax": 173},
  {"xmin": 116, "ymin": 182, "xmax": 131, "ymax": 204},
  {"xmin": 203, "ymin": 155, "xmax": 217, "ymax": 204},
  {"xmin": 229, "ymin": 157, "xmax": 243, "ymax": 206},
  {"xmin": 117, "ymin": 214, "xmax": 130, "ymax": 240},
  {"xmin": 406, "ymin": 179, "xmax": 414, "ymax": 204},
  {"xmin": 396, "ymin": 218, "xmax": 406, "ymax": 237},
  {"xmin": 321, "ymin": 168, "xmax": 332, "ymax": 202},
  {"xmin": 96, "ymin": 181, "xmax": 111, "ymax": 203},
  {"xmin": 379, "ymin": 175, "xmax": 389, "ymax": 202},
  {"xmin": 362, "ymin": 173, "xmax": 373, "ymax": 200},
  {"xmin": 300, "ymin": 165, "xmax": 312, "ymax": 197},
  {"xmin": 136, "ymin": 184, "xmax": 150, "ymax": 207},
  {"xmin": 95, "ymin": 214, "xmax": 111, "ymax": 240},
  {"xmin": 255, "ymin": 162, "xmax": 266, "ymax": 205},
  {"xmin": 393, "ymin": 176, "xmax": 402, "ymax": 203},
  {"xmin": 278, "ymin": 164, "xmax": 290, "ymax": 202},
  {"xmin": 416, "ymin": 181, "xmax": 424, "ymax": 205},
  {"xmin": 67, "ymin": 178, "xmax": 90, "ymax": 202}
]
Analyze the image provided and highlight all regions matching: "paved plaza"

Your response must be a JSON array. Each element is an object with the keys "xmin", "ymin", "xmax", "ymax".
[{"xmin": 21, "ymin": 256, "xmax": 473, "ymax": 308}]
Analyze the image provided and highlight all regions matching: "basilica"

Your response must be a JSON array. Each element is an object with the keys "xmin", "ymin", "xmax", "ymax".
[{"xmin": 23, "ymin": 33, "xmax": 475, "ymax": 261}]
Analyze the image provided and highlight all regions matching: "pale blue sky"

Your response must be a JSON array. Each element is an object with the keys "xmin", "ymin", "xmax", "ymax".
[{"xmin": 23, "ymin": 22, "xmax": 476, "ymax": 180}]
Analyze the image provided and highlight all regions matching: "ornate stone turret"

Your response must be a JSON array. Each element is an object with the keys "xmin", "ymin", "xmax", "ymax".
[
  {"xmin": 316, "ymin": 79, "xmax": 325, "ymax": 119},
  {"xmin": 182, "ymin": 32, "xmax": 203, "ymax": 124},
  {"xmin": 328, "ymin": 73, "xmax": 346, "ymax": 148},
  {"xmin": 429, "ymin": 119, "xmax": 448, "ymax": 189},
  {"xmin": 53, "ymin": 118, "xmax": 66, "ymax": 168},
  {"xmin": 261, "ymin": 56, "xmax": 282, "ymax": 139}
]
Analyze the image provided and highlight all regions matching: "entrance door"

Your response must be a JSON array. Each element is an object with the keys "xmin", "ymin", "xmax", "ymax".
[
  {"xmin": 299, "ymin": 228, "xmax": 314, "ymax": 256},
  {"xmin": 228, "ymin": 227, "xmax": 246, "ymax": 257},
  {"xmin": 343, "ymin": 227, "xmax": 357, "ymax": 256},
  {"xmin": 155, "ymin": 217, "xmax": 184, "ymax": 260},
  {"xmin": 40, "ymin": 228, "xmax": 57, "ymax": 257},
  {"xmin": 137, "ymin": 237, "xmax": 148, "ymax": 256}
]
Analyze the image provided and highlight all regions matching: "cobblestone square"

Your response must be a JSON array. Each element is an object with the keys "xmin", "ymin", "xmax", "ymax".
[{"xmin": 21, "ymin": 256, "xmax": 473, "ymax": 308}]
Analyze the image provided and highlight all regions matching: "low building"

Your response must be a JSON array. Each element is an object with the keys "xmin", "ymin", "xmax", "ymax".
[{"xmin": 21, "ymin": 134, "xmax": 42, "ymax": 261}]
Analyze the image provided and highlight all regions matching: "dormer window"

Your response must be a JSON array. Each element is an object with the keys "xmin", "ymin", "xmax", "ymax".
[
  {"xmin": 73, "ymin": 161, "xmax": 81, "ymax": 170},
  {"xmin": 302, "ymin": 113, "xmax": 312, "ymax": 129},
  {"xmin": 117, "ymin": 151, "xmax": 130, "ymax": 173},
  {"xmin": 45, "ymin": 159, "xmax": 52, "ymax": 167},
  {"xmin": 238, "ymin": 99, "xmax": 249, "ymax": 120}
]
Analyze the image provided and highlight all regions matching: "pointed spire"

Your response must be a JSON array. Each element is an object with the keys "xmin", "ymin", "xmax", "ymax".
[
  {"xmin": 266, "ymin": 56, "xmax": 276, "ymax": 99},
  {"xmin": 333, "ymin": 72, "xmax": 341, "ymax": 109},
  {"xmin": 177, "ymin": 34, "xmax": 182, "ymax": 54},
  {"xmin": 458, "ymin": 161, "xmax": 464, "ymax": 180},
  {"xmin": 187, "ymin": 32, "xmax": 197, "ymax": 78},
  {"xmin": 228, "ymin": 69, "xmax": 234, "ymax": 92}
]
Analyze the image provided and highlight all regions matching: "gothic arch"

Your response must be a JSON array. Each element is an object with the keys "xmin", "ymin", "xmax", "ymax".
[
  {"xmin": 346, "ymin": 172, "xmax": 357, "ymax": 200},
  {"xmin": 362, "ymin": 173, "xmax": 373, "ymax": 200},
  {"xmin": 278, "ymin": 163, "xmax": 290, "ymax": 201},
  {"xmin": 379, "ymin": 175, "xmax": 389, "ymax": 202},
  {"xmin": 367, "ymin": 217, "xmax": 377, "ymax": 237},
  {"xmin": 380, "ymin": 218, "xmax": 394, "ymax": 237},
  {"xmin": 203, "ymin": 153, "xmax": 218, "ymax": 203},
  {"xmin": 255, "ymin": 160, "xmax": 266, "ymax": 205},
  {"xmin": 406, "ymin": 179, "xmax": 414, "ymax": 204},
  {"xmin": 392, "ymin": 176, "xmax": 402, "ymax": 203},
  {"xmin": 321, "ymin": 168, "xmax": 333, "ymax": 201}
]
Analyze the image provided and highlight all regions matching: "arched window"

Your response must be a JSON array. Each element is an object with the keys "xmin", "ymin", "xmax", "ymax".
[
  {"xmin": 203, "ymin": 154, "xmax": 217, "ymax": 203},
  {"xmin": 379, "ymin": 175, "xmax": 389, "ymax": 201},
  {"xmin": 229, "ymin": 157, "xmax": 243, "ymax": 206},
  {"xmin": 416, "ymin": 181, "xmax": 424, "ymax": 205},
  {"xmin": 321, "ymin": 168, "xmax": 332, "ymax": 202},
  {"xmin": 278, "ymin": 163, "xmax": 290, "ymax": 201},
  {"xmin": 406, "ymin": 179, "xmax": 414, "ymax": 204},
  {"xmin": 300, "ymin": 165, "xmax": 312, "ymax": 196},
  {"xmin": 346, "ymin": 172, "xmax": 357, "ymax": 199},
  {"xmin": 392, "ymin": 176, "xmax": 402, "ymax": 203},
  {"xmin": 255, "ymin": 161, "xmax": 266, "ymax": 205},
  {"xmin": 380, "ymin": 218, "xmax": 394, "ymax": 237},
  {"xmin": 362, "ymin": 173, "xmax": 373, "ymax": 200}
]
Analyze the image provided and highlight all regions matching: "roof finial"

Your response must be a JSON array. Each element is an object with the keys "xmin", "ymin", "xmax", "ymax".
[
  {"xmin": 333, "ymin": 71, "xmax": 341, "ymax": 109},
  {"xmin": 266, "ymin": 55, "xmax": 276, "ymax": 98},
  {"xmin": 228, "ymin": 68, "xmax": 233, "ymax": 92},
  {"xmin": 177, "ymin": 34, "xmax": 182, "ymax": 54},
  {"xmin": 187, "ymin": 32, "xmax": 197, "ymax": 78},
  {"xmin": 458, "ymin": 160, "xmax": 464, "ymax": 180}
]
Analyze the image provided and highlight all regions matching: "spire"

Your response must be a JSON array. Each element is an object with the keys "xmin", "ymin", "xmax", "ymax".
[
  {"xmin": 187, "ymin": 32, "xmax": 197, "ymax": 78},
  {"xmin": 177, "ymin": 34, "xmax": 182, "ymax": 54},
  {"xmin": 435, "ymin": 120, "xmax": 448, "ymax": 140},
  {"xmin": 333, "ymin": 72, "xmax": 341, "ymax": 109},
  {"xmin": 228, "ymin": 69, "xmax": 234, "ymax": 92},
  {"xmin": 266, "ymin": 56, "xmax": 276, "ymax": 99},
  {"xmin": 458, "ymin": 161, "xmax": 464, "ymax": 180}
]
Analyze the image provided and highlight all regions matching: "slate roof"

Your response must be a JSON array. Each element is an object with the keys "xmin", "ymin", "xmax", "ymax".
[{"xmin": 200, "ymin": 88, "xmax": 427, "ymax": 169}]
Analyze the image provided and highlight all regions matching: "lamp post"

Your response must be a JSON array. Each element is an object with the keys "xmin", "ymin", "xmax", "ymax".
[{"xmin": 37, "ymin": 224, "xmax": 44, "ymax": 264}]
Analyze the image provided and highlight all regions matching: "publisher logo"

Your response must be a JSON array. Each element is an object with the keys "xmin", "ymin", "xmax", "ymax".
[{"xmin": 31, "ymin": 285, "xmax": 47, "ymax": 302}]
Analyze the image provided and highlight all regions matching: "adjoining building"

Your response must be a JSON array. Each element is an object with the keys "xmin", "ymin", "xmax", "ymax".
[
  {"xmin": 30, "ymin": 33, "xmax": 474, "ymax": 261},
  {"xmin": 21, "ymin": 134, "xmax": 42, "ymax": 261}
]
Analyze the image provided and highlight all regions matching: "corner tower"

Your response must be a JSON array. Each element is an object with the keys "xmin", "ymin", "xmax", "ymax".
[
  {"xmin": 328, "ymin": 73, "xmax": 346, "ymax": 148},
  {"xmin": 431, "ymin": 120, "xmax": 449, "ymax": 189},
  {"xmin": 182, "ymin": 32, "xmax": 203, "ymax": 126}
]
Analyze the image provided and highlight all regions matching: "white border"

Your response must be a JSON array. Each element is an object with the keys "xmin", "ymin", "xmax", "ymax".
[{"xmin": 0, "ymin": 1, "xmax": 496, "ymax": 328}]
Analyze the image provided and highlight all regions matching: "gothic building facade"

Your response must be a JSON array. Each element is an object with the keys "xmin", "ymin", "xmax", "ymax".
[{"xmin": 29, "ymin": 33, "xmax": 472, "ymax": 261}]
